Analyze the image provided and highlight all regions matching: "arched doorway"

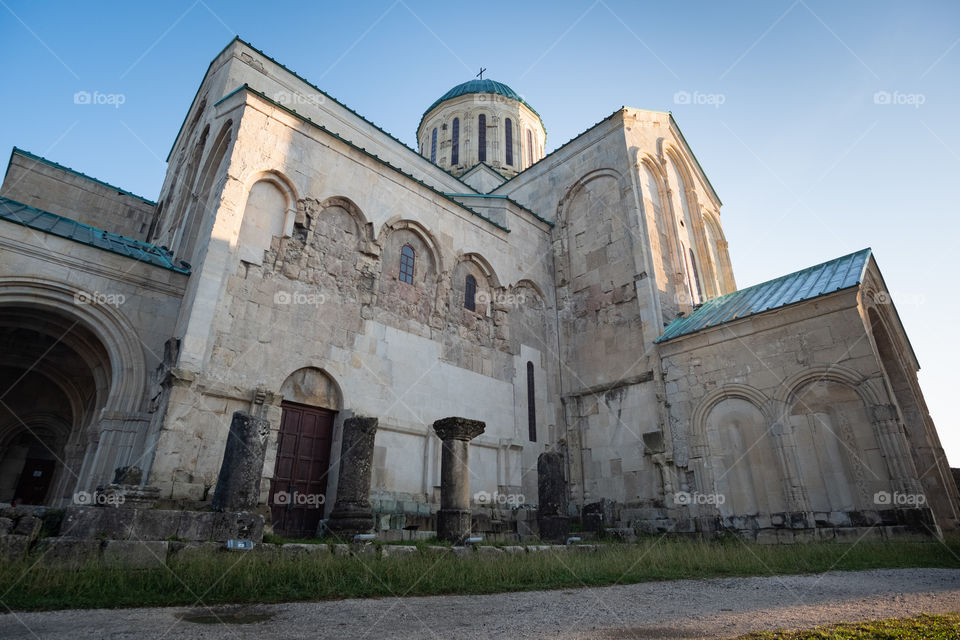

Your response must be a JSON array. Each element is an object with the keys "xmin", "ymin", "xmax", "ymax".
[
  {"xmin": 270, "ymin": 367, "xmax": 341, "ymax": 537},
  {"xmin": 0, "ymin": 307, "xmax": 112, "ymax": 506}
]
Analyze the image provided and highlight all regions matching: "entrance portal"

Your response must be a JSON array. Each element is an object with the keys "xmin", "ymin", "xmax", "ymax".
[{"xmin": 270, "ymin": 401, "xmax": 335, "ymax": 537}]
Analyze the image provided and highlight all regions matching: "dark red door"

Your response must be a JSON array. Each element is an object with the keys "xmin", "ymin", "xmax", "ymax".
[
  {"xmin": 14, "ymin": 459, "xmax": 55, "ymax": 505},
  {"xmin": 270, "ymin": 402, "xmax": 335, "ymax": 538}
]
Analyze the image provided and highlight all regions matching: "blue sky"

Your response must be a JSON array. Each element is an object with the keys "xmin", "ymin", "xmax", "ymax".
[{"xmin": 2, "ymin": 1, "xmax": 958, "ymax": 463}]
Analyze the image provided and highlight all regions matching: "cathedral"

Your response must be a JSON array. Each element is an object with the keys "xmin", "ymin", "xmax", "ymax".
[{"xmin": 0, "ymin": 37, "xmax": 956, "ymax": 541}]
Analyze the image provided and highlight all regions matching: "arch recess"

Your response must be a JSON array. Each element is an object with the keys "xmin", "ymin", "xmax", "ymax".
[
  {"xmin": 0, "ymin": 279, "xmax": 146, "ymax": 415},
  {"xmin": 691, "ymin": 384, "xmax": 771, "ymax": 443}
]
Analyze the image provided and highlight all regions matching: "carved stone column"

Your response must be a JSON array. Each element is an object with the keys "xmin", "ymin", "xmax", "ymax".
[
  {"xmin": 871, "ymin": 404, "xmax": 923, "ymax": 496},
  {"xmin": 212, "ymin": 411, "xmax": 270, "ymax": 511},
  {"xmin": 433, "ymin": 417, "xmax": 485, "ymax": 542},
  {"xmin": 327, "ymin": 416, "xmax": 379, "ymax": 536},
  {"xmin": 537, "ymin": 451, "xmax": 569, "ymax": 542}
]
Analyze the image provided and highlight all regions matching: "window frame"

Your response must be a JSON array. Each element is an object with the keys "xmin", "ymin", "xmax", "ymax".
[{"xmin": 399, "ymin": 244, "xmax": 416, "ymax": 284}]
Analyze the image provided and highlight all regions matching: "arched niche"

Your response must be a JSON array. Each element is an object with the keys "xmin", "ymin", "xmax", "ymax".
[
  {"xmin": 280, "ymin": 367, "xmax": 342, "ymax": 411},
  {"xmin": 704, "ymin": 397, "xmax": 786, "ymax": 518},
  {"xmin": 787, "ymin": 378, "xmax": 880, "ymax": 512}
]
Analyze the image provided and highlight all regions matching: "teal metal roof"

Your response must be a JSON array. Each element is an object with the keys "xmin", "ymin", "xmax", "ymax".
[
  {"xmin": 420, "ymin": 79, "xmax": 545, "ymax": 133},
  {"xmin": 0, "ymin": 197, "xmax": 190, "ymax": 274},
  {"xmin": 656, "ymin": 249, "xmax": 871, "ymax": 343}
]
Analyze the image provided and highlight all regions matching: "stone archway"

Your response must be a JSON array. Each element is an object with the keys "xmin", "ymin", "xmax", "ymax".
[
  {"xmin": 0, "ymin": 307, "xmax": 112, "ymax": 506},
  {"xmin": 270, "ymin": 367, "xmax": 342, "ymax": 537}
]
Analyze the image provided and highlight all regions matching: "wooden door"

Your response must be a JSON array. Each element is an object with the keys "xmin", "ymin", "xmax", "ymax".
[
  {"xmin": 270, "ymin": 402, "xmax": 335, "ymax": 538},
  {"xmin": 14, "ymin": 459, "xmax": 55, "ymax": 505}
]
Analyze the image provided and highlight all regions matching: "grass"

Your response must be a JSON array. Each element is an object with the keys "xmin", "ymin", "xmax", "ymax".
[
  {"xmin": 738, "ymin": 613, "xmax": 960, "ymax": 639},
  {"xmin": 1, "ymin": 537, "xmax": 958, "ymax": 611}
]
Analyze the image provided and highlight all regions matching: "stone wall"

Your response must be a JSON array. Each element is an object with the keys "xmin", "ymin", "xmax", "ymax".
[{"xmin": 1, "ymin": 149, "xmax": 157, "ymax": 241}]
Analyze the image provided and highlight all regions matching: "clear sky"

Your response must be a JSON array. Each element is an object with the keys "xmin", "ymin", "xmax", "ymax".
[{"xmin": 2, "ymin": 1, "xmax": 958, "ymax": 463}]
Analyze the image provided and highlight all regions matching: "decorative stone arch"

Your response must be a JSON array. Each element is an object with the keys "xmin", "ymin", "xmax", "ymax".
[
  {"xmin": 377, "ymin": 217, "xmax": 444, "ymax": 275},
  {"xmin": 241, "ymin": 168, "xmax": 300, "ymax": 239},
  {"xmin": 774, "ymin": 364, "xmax": 879, "ymax": 413},
  {"xmin": 278, "ymin": 366, "xmax": 343, "ymax": 411},
  {"xmin": 691, "ymin": 383, "xmax": 772, "ymax": 447},
  {"xmin": 662, "ymin": 145, "xmax": 716, "ymax": 299},
  {"xmin": 0, "ymin": 279, "xmax": 146, "ymax": 416},
  {"xmin": 512, "ymin": 278, "xmax": 548, "ymax": 304},
  {"xmin": 450, "ymin": 252, "xmax": 501, "ymax": 318},
  {"xmin": 554, "ymin": 167, "xmax": 626, "ymax": 227},
  {"xmin": 314, "ymin": 195, "xmax": 376, "ymax": 252}
]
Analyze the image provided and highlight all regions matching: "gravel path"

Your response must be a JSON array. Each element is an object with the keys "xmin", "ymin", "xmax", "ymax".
[{"xmin": 2, "ymin": 568, "xmax": 958, "ymax": 639}]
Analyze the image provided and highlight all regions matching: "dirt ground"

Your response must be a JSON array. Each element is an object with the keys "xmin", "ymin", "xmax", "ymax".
[{"xmin": 2, "ymin": 568, "xmax": 958, "ymax": 639}]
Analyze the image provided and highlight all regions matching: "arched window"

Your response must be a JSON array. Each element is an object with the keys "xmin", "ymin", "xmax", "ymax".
[
  {"xmin": 526, "ymin": 361, "xmax": 536, "ymax": 442},
  {"xmin": 430, "ymin": 128, "xmax": 437, "ymax": 163},
  {"xmin": 527, "ymin": 129, "xmax": 534, "ymax": 166},
  {"xmin": 451, "ymin": 118, "xmax": 460, "ymax": 166},
  {"xmin": 478, "ymin": 114, "xmax": 487, "ymax": 163},
  {"xmin": 689, "ymin": 248, "xmax": 703, "ymax": 303},
  {"xmin": 399, "ymin": 244, "xmax": 416, "ymax": 284},
  {"xmin": 464, "ymin": 274, "xmax": 477, "ymax": 311},
  {"xmin": 505, "ymin": 118, "xmax": 513, "ymax": 166}
]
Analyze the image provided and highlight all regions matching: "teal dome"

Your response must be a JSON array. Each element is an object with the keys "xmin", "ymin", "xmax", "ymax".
[{"xmin": 420, "ymin": 79, "xmax": 544, "ymax": 132}]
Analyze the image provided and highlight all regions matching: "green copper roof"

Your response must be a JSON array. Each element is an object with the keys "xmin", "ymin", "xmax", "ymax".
[
  {"xmin": 656, "ymin": 248, "xmax": 872, "ymax": 343},
  {"xmin": 420, "ymin": 79, "xmax": 545, "ymax": 133},
  {"xmin": 0, "ymin": 196, "xmax": 189, "ymax": 274}
]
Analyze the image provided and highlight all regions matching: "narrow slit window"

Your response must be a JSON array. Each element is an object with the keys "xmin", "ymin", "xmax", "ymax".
[
  {"xmin": 478, "ymin": 114, "xmax": 486, "ymax": 163},
  {"xmin": 399, "ymin": 244, "xmax": 415, "ymax": 284},
  {"xmin": 451, "ymin": 118, "xmax": 460, "ymax": 166},
  {"xmin": 689, "ymin": 248, "xmax": 703, "ymax": 303},
  {"xmin": 527, "ymin": 129, "xmax": 533, "ymax": 166},
  {"xmin": 505, "ymin": 118, "xmax": 513, "ymax": 166},
  {"xmin": 430, "ymin": 128, "xmax": 437, "ymax": 163},
  {"xmin": 526, "ymin": 361, "xmax": 536, "ymax": 442},
  {"xmin": 464, "ymin": 274, "xmax": 477, "ymax": 311}
]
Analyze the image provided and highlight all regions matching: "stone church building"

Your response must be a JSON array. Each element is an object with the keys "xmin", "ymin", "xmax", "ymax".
[{"xmin": 1, "ymin": 37, "xmax": 956, "ymax": 540}]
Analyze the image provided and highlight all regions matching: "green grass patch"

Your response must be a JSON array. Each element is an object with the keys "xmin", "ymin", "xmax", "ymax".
[
  {"xmin": 2, "ymin": 537, "xmax": 959, "ymax": 612},
  {"xmin": 738, "ymin": 612, "xmax": 960, "ymax": 639}
]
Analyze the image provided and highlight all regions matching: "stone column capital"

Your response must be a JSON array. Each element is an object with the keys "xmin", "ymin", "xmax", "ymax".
[{"xmin": 432, "ymin": 417, "xmax": 485, "ymax": 442}]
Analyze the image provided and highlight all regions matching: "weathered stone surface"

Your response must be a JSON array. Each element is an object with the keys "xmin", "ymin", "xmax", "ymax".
[
  {"xmin": 211, "ymin": 411, "xmax": 270, "ymax": 512},
  {"xmin": 537, "ymin": 451, "xmax": 569, "ymax": 542},
  {"xmin": 12, "ymin": 515, "xmax": 41, "ymax": 540},
  {"xmin": 381, "ymin": 545, "xmax": 417, "ymax": 557},
  {"xmin": 34, "ymin": 537, "xmax": 101, "ymax": 565},
  {"xmin": 0, "ymin": 534, "xmax": 30, "ymax": 561},
  {"xmin": 210, "ymin": 511, "xmax": 264, "ymax": 542},
  {"xmin": 327, "ymin": 416, "xmax": 379, "ymax": 537},
  {"xmin": 281, "ymin": 543, "xmax": 331, "ymax": 555},
  {"xmin": 102, "ymin": 540, "xmax": 169, "ymax": 568},
  {"xmin": 433, "ymin": 417, "xmax": 485, "ymax": 543},
  {"xmin": 0, "ymin": 517, "xmax": 13, "ymax": 536}
]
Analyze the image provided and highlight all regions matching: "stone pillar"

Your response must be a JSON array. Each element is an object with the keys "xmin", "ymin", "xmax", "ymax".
[
  {"xmin": 537, "ymin": 451, "xmax": 569, "ymax": 542},
  {"xmin": 326, "ymin": 416, "xmax": 379, "ymax": 537},
  {"xmin": 433, "ymin": 417, "xmax": 485, "ymax": 542},
  {"xmin": 211, "ymin": 411, "xmax": 270, "ymax": 511}
]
